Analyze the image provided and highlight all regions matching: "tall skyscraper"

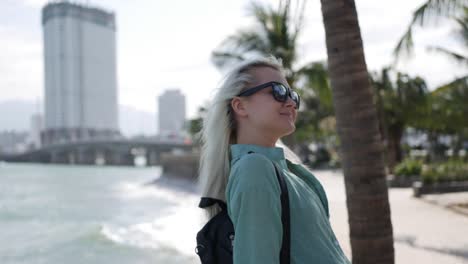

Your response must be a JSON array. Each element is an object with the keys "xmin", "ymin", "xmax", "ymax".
[
  {"xmin": 158, "ymin": 89, "xmax": 186, "ymax": 137},
  {"xmin": 41, "ymin": 1, "xmax": 119, "ymax": 145},
  {"xmin": 29, "ymin": 113, "xmax": 43, "ymax": 149}
]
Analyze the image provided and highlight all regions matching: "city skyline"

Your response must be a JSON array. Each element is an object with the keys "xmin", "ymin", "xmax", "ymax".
[{"xmin": 0, "ymin": 0, "xmax": 466, "ymax": 120}]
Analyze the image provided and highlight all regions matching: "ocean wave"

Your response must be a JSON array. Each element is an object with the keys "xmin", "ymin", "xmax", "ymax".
[
  {"xmin": 100, "ymin": 197, "xmax": 204, "ymax": 257},
  {"xmin": 114, "ymin": 177, "xmax": 199, "ymax": 205}
]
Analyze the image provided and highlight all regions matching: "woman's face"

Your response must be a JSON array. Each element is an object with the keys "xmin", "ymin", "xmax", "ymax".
[{"xmin": 240, "ymin": 66, "xmax": 298, "ymax": 139}]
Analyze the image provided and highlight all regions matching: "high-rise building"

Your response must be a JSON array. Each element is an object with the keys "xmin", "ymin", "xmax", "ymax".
[
  {"xmin": 158, "ymin": 89, "xmax": 186, "ymax": 137},
  {"xmin": 41, "ymin": 1, "xmax": 119, "ymax": 145},
  {"xmin": 29, "ymin": 113, "xmax": 43, "ymax": 149}
]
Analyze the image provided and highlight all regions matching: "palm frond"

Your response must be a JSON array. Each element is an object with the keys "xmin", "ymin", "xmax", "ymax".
[
  {"xmin": 454, "ymin": 7, "xmax": 468, "ymax": 46},
  {"xmin": 426, "ymin": 45, "xmax": 468, "ymax": 65},
  {"xmin": 211, "ymin": 0, "xmax": 306, "ymax": 79},
  {"xmin": 297, "ymin": 62, "xmax": 333, "ymax": 111},
  {"xmin": 211, "ymin": 52, "xmax": 246, "ymax": 69},
  {"xmin": 393, "ymin": 0, "xmax": 467, "ymax": 61},
  {"xmin": 430, "ymin": 75, "xmax": 468, "ymax": 130},
  {"xmin": 292, "ymin": 0, "xmax": 307, "ymax": 43},
  {"xmin": 432, "ymin": 74, "xmax": 468, "ymax": 94},
  {"xmin": 211, "ymin": 30, "xmax": 269, "ymax": 69},
  {"xmin": 413, "ymin": 0, "xmax": 466, "ymax": 26},
  {"xmin": 393, "ymin": 27, "xmax": 414, "ymax": 60}
]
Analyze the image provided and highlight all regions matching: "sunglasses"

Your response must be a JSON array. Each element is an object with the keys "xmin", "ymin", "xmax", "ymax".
[{"xmin": 237, "ymin": 81, "xmax": 300, "ymax": 109}]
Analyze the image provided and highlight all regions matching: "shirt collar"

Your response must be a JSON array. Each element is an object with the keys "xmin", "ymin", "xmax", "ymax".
[{"xmin": 230, "ymin": 144, "xmax": 288, "ymax": 169}]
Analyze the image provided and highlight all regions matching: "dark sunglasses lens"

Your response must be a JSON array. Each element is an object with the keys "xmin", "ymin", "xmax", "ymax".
[
  {"xmin": 271, "ymin": 83, "xmax": 300, "ymax": 108},
  {"xmin": 291, "ymin": 91, "xmax": 300, "ymax": 108},
  {"xmin": 272, "ymin": 84, "xmax": 288, "ymax": 101}
]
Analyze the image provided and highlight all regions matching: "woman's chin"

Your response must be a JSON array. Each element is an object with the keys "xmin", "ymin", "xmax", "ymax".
[{"xmin": 281, "ymin": 124, "xmax": 296, "ymax": 137}]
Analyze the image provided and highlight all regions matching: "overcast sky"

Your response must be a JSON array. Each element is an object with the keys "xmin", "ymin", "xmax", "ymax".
[{"xmin": 1, "ymin": 0, "xmax": 466, "ymax": 118}]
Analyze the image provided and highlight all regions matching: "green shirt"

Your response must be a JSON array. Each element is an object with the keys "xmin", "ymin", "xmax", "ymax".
[{"xmin": 226, "ymin": 144, "xmax": 350, "ymax": 264}]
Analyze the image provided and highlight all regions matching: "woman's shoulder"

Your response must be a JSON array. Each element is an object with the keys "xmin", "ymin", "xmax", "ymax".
[
  {"xmin": 229, "ymin": 153, "xmax": 279, "ymax": 188},
  {"xmin": 232, "ymin": 152, "xmax": 274, "ymax": 170}
]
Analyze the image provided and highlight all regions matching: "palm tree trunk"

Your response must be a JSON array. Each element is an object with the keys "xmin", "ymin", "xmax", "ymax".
[
  {"xmin": 387, "ymin": 126, "xmax": 404, "ymax": 172},
  {"xmin": 375, "ymin": 87, "xmax": 390, "ymax": 171},
  {"xmin": 427, "ymin": 131, "xmax": 439, "ymax": 162},
  {"xmin": 320, "ymin": 1, "xmax": 395, "ymax": 263}
]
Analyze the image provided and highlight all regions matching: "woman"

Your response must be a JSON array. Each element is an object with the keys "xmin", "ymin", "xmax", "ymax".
[{"xmin": 198, "ymin": 57, "xmax": 350, "ymax": 263}]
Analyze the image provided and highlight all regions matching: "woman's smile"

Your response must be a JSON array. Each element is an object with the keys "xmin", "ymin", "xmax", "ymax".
[{"xmin": 280, "ymin": 111, "xmax": 295, "ymax": 121}]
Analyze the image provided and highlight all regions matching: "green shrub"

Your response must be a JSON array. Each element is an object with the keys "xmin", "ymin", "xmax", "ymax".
[
  {"xmin": 394, "ymin": 159, "xmax": 423, "ymax": 178},
  {"xmin": 421, "ymin": 160, "xmax": 468, "ymax": 184}
]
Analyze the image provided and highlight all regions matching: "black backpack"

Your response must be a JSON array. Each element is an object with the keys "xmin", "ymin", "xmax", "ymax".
[{"xmin": 195, "ymin": 158, "xmax": 290, "ymax": 264}]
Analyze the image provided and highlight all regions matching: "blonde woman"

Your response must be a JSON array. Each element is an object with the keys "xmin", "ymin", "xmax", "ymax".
[{"xmin": 198, "ymin": 57, "xmax": 350, "ymax": 263}]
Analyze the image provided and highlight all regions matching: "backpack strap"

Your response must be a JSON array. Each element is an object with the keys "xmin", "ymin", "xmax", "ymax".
[
  {"xmin": 272, "ymin": 162, "xmax": 290, "ymax": 264},
  {"xmin": 199, "ymin": 197, "xmax": 227, "ymax": 211}
]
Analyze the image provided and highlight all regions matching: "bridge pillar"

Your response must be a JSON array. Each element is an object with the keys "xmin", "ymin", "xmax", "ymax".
[
  {"xmin": 107, "ymin": 151, "xmax": 133, "ymax": 166},
  {"xmin": 76, "ymin": 149, "xmax": 86, "ymax": 164},
  {"xmin": 106, "ymin": 151, "xmax": 118, "ymax": 165},
  {"xmin": 146, "ymin": 149, "xmax": 160, "ymax": 166},
  {"xmin": 51, "ymin": 150, "xmax": 67, "ymax": 164},
  {"xmin": 68, "ymin": 151, "xmax": 76, "ymax": 164},
  {"xmin": 122, "ymin": 151, "xmax": 134, "ymax": 166},
  {"xmin": 76, "ymin": 148, "xmax": 95, "ymax": 165},
  {"xmin": 108, "ymin": 152, "xmax": 123, "ymax": 165}
]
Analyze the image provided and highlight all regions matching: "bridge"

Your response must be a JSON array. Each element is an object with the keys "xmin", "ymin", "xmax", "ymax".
[{"xmin": 0, "ymin": 139, "xmax": 194, "ymax": 166}]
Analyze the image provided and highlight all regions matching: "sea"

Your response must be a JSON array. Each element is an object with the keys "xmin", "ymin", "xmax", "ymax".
[{"xmin": 0, "ymin": 162, "xmax": 203, "ymax": 264}]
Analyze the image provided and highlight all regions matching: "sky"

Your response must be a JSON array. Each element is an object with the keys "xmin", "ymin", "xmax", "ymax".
[{"xmin": 1, "ymin": 0, "xmax": 467, "ymax": 119}]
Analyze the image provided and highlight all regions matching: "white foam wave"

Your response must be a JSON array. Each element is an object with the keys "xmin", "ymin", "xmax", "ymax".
[
  {"xmin": 101, "ymin": 222, "xmax": 162, "ymax": 249},
  {"xmin": 101, "ymin": 202, "xmax": 204, "ymax": 256},
  {"xmin": 114, "ymin": 177, "xmax": 199, "ymax": 203}
]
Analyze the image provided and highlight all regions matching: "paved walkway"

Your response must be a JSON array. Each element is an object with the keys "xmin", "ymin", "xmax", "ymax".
[{"xmin": 313, "ymin": 170, "xmax": 468, "ymax": 264}]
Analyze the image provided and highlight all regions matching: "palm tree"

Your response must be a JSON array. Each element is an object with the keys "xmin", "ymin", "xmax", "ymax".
[
  {"xmin": 320, "ymin": 1, "xmax": 394, "ymax": 263},
  {"xmin": 394, "ymin": 0, "xmax": 467, "ymax": 61},
  {"xmin": 188, "ymin": 106, "xmax": 207, "ymax": 145},
  {"xmin": 395, "ymin": 3, "xmax": 468, "ymax": 161},
  {"xmin": 295, "ymin": 62, "xmax": 335, "ymax": 142},
  {"xmin": 429, "ymin": 76, "xmax": 468, "ymax": 132},
  {"xmin": 420, "ymin": 76, "xmax": 468, "ymax": 160},
  {"xmin": 212, "ymin": 0, "xmax": 305, "ymax": 84},
  {"xmin": 211, "ymin": 0, "xmax": 333, "ymax": 148},
  {"xmin": 371, "ymin": 68, "xmax": 429, "ymax": 170}
]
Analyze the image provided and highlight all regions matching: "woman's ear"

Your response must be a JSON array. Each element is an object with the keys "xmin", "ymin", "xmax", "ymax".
[{"xmin": 231, "ymin": 97, "xmax": 248, "ymax": 117}]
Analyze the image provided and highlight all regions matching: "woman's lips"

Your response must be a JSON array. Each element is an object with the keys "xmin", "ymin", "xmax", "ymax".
[{"xmin": 280, "ymin": 112, "xmax": 294, "ymax": 121}]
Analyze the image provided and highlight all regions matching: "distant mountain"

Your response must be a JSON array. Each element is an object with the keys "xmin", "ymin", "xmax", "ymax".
[{"xmin": 0, "ymin": 100, "xmax": 157, "ymax": 137}]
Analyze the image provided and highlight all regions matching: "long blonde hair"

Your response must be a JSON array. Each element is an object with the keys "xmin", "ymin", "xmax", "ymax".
[{"xmin": 198, "ymin": 56, "xmax": 301, "ymax": 218}]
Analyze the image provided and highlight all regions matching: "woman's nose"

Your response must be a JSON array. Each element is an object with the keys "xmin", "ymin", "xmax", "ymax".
[{"xmin": 284, "ymin": 96, "xmax": 298, "ymax": 109}]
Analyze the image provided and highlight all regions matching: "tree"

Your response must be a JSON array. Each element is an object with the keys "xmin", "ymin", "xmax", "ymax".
[
  {"xmin": 429, "ymin": 76, "xmax": 468, "ymax": 132},
  {"xmin": 187, "ymin": 106, "xmax": 207, "ymax": 146},
  {"xmin": 211, "ymin": 0, "xmax": 333, "ymax": 148},
  {"xmin": 394, "ymin": 0, "xmax": 468, "ymax": 61},
  {"xmin": 421, "ymin": 76, "xmax": 468, "ymax": 160},
  {"xmin": 394, "ymin": 3, "xmax": 468, "ymax": 162},
  {"xmin": 212, "ymin": 0, "xmax": 306, "ymax": 84},
  {"xmin": 320, "ymin": 1, "xmax": 394, "ymax": 263},
  {"xmin": 371, "ymin": 68, "xmax": 429, "ymax": 170}
]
